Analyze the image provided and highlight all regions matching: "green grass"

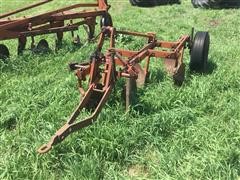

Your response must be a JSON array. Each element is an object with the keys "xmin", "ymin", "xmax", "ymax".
[{"xmin": 1, "ymin": 0, "xmax": 240, "ymax": 179}]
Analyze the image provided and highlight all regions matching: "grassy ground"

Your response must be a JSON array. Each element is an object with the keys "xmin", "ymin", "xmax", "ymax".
[{"xmin": 1, "ymin": 0, "xmax": 240, "ymax": 179}]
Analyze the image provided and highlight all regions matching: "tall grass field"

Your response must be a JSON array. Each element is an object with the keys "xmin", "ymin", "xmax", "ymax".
[{"xmin": 0, "ymin": 0, "xmax": 240, "ymax": 179}]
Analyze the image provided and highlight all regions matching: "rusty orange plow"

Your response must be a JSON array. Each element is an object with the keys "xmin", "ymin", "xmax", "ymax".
[{"xmin": 38, "ymin": 26, "xmax": 210, "ymax": 153}]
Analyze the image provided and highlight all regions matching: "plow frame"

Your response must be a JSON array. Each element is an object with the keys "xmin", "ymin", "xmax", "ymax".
[{"xmin": 38, "ymin": 26, "xmax": 192, "ymax": 154}]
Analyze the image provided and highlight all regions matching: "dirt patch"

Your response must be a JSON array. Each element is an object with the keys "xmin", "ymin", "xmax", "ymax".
[
  {"xmin": 209, "ymin": 19, "xmax": 221, "ymax": 27},
  {"xmin": 128, "ymin": 164, "xmax": 149, "ymax": 178}
]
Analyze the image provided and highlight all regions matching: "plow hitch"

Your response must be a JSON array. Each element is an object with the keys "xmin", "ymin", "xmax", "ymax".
[{"xmin": 38, "ymin": 84, "xmax": 112, "ymax": 154}]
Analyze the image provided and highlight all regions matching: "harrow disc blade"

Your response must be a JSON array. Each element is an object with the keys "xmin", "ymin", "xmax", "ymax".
[
  {"xmin": 0, "ymin": 44, "xmax": 10, "ymax": 61},
  {"xmin": 35, "ymin": 39, "xmax": 50, "ymax": 53},
  {"xmin": 173, "ymin": 63, "xmax": 185, "ymax": 86}
]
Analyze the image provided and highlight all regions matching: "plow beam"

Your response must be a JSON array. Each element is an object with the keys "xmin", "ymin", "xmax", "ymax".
[
  {"xmin": 0, "ymin": 2, "xmax": 100, "ymax": 31},
  {"xmin": 38, "ymin": 85, "xmax": 112, "ymax": 154},
  {"xmin": 0, "ymin": 0, "xmax": 53, "ymax": 19}
]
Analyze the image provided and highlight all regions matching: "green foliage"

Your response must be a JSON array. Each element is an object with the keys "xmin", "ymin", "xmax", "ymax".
[{"xmin": 0, "ymin": 0, "xmax": 240, "ymax": 179}]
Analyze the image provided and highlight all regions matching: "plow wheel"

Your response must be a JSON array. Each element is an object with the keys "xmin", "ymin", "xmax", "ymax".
[
  {"xmin": 36, "ymin": 39, "xmax": 50, "ymax": 53},
  {"xmin": 18, "ymin": 36, "xmax": 27, "ymax": 55},
  {"xmin": 100, "ymin": 12, "xmax": 113, "ymax": 27},
  {"xmin": 190, "ymin": 31, "xmax": 210, "ymax": 73},
  {"xmin": 0, "ymin": 44, "xmax": 10, "ymax": 61}
]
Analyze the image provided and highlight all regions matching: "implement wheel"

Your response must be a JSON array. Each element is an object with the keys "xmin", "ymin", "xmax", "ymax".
[
  {"xmin": 0, "ymin": 44, "xmax": 10, "ymax": 61},
  {"xmin": 190, "ymin": 31, "xmax": 210, "ymax": 73},
  {"xmin": 100, "ymin": 12, "xmax": 113, "ymax": 27}
]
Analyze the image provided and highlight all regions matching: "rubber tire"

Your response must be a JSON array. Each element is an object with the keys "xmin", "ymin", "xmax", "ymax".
[
  {"xmin": 192, "ymin": 0, "xmax": 240, "ymax": 8},
  {"xmin": 192, "ymin": 0, "xmax": 210, "ymax": 8},
  {"xmin": 218, "ymin": 0, "xmax": 240, "ymax": 8},
  {"xmin": 100, "ymin": 12, "xmax": 113, "ymax": 28},
  {"xmin": 130, "ymin": 0, "xmax": 147, "ymax": 6},
  {"xmin": 0, "ymin": 44, "xmax": 10, "ymax": 61},
  {"xmin": 129, "ymin": 0, "xmax": 156, "ymax": 7},
  {"xmin": 130, "ymin": 0, "xmax": 180, "ymax": 6},
  {"xmin": 190, "ymin": 31, "xmax": 210, "ymax": 73}
]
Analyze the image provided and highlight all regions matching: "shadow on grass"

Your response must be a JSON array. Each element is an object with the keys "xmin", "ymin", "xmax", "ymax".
[
  {"xmin": 131, "ymin": 73, "xmax": 166, "ymax": 115},
  {"xmin": 146, "ymin": 69, "xmax": 165, "ymax": 84},
  {"xmin": 0, "ymin": 116, "xmax": 17, "ymax": 131},
  {"xmin": 205, "ymin": 59, "xmax": 217, "ymax": 75},
  {"xmin": 132, "ymin": 59, "xmax": 217, "ymax": 116},
  {"xmin": 182, "ymin": 59, "xmax": 217, "ymax": 85},
  {"xmin": 0, "ymin": 40, "xmax": 91, "ymax": 75}
]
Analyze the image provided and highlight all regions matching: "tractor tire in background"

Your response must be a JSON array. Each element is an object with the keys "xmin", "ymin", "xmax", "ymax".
[
  {"xmin": 192, "ymin": 0, "xmax": 240, "ymax": 8},
  {"xmin": 129, "ymin": 0, "xmax": 180, "ymax": 7},
  {"xmin": 191, "ymin": 0, "xmax": 216, "ymax": 8},
  {"xmin": 129, "ymin": 0, "xmax": 155, "ymax": 6}
]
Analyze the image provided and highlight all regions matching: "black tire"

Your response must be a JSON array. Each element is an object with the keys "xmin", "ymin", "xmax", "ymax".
[
  {"xmin": 192, "ymin": 0, "xmax": 211, "ymax": 8},
  {"xmin": 129, "ymin": 0, "xmax": 136, "ymax": 5},
  {"xmin": 218, "ymin": 0, "xmax": 240, "ymax": 8},
  {"xmin": 130, "ymin": 0, "xmax": 180, "ymax": 6},
  {"xmin": 100, "ymin": 12, "xmax": 113, "ymax": 28},
  {"xmin": 130, "ymin": 0, "xmax": 148, "ymax": 6},
  {"xmin": 0, "ymin": 44, "xmax": 10, "ymax": 61},
  {"xmin": 191, "ymin": 0, "xmax": 240, "ymax": 8},
  {"xmin": 190, "ymin": 31, "xmax": 210, "ymax": 73}
]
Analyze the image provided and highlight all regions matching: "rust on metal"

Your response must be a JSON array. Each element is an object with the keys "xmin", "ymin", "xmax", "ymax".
[
  {"xmin": 0, "ymin": 0, "xmax": 111, "ymax": 56},
  {"xmin": 0, "ymin": 0, "xmax": 53, "ymax": 19},
  {"xmin": 38, "ymin": 26, "xmax": 191, "ymax": 154}
]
